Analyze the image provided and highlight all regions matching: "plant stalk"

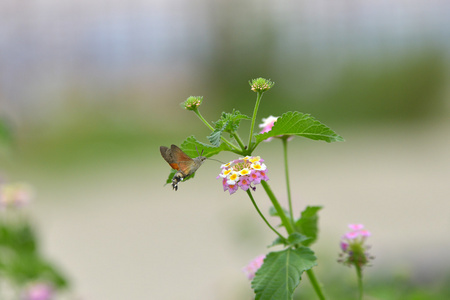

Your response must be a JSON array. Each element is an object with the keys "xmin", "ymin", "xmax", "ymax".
[
  {"xmin": 246, "ymin": 189, "xmax": 285, "ymax": 242},
  {"xmin": 260, "ymin": 180, "xmax": 295, "ymax": 235},
  {"xmin": 247, "ymin": 92, "xmax": 264, "ymax": 150},
  {"xmin": 356, "ymin": 265, "xmax": 364, "ymax": 300},
  {"xmin": 282, "ymin": 137, "xmax": 295, "ymax": 228},
  {"xmin": 231, "ymin": 132, "xmax": 246, "ymax": 152},
  {"xmin": 306, "ymin": 269, "xmax": 327, "ymax": 300}
]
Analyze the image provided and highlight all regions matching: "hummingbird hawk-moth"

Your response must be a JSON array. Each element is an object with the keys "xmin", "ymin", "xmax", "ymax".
[{"xmin": 160, "ymin": 144, "xmax": 206, "ymax": 191}]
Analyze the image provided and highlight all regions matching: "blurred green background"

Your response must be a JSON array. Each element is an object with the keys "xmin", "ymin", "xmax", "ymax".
[{"xmin": 1, "ymin": 1, "xmax": 449, "ymax": 299}]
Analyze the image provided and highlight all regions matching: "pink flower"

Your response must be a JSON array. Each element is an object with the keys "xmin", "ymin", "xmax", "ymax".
[
  {"xmin": 348, "ymin": 224, "xmax": 364, "ymax": 231},
  {"xmin": 345, "ymin": 231, "xmax": 360, "ymax": 240},
  {"xmin": 359, "ymin": 229, "xmax": 371, "ymax": 237},
  {"xmin": 22, "ymin": 283, "xmax": 53, "ymax": 300},
  {"xmin": 259, "ymin": 116, "xmax": 278, "ymax": 133},
  {"xmin": 338, "ymin": 224, "xmax": 374, "ymax": 269},
  {"xmin": 259, "ymin": 116, "xmax": 278, "ymax": 142},
  {"xmin": 242, "ymin": 255, "xmax": 266, "ymax": 280}
]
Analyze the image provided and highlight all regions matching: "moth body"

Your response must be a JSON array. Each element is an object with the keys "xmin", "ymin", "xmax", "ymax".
[{"xmin": 160, "ymin": 144, "xmax": 206, "ymax": 190}]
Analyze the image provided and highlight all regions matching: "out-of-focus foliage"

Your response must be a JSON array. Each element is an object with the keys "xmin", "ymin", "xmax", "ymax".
[{"xmin": 296, "ymin": 270, "xmax": 450, "ymax": 300}]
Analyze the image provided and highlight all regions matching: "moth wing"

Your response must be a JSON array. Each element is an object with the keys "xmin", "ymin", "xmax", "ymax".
[
  {"xmin": 160, "ymin": 146, "xmax": 173, "ymax": 163},
  {"xmin": 160, "ymin": 145, "xmax": 181, "ymax": 170},
  {"xmin": 170, "ymin": 144, "xmax": 195, "ymax": 176}
]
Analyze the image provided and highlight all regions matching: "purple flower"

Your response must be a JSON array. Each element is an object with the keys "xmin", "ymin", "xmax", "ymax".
[
  {"xmin": 221, "ymin": 178, "xmax": 229, "ymax": 191},
  {"xmin": 258, "ymin": 170, "xmax": 269, "ymax": 182},
  {"xmin": 238, "ymin": 176, "xmax": 251, "ymax": 191},
  {"xmin": 340, "ymin": 241, "xmax": 349, "ymax": 252},
  {"xmin": 217, "ymin": 156, "xmax": 269, "ymax": 195},
  {"xmin": 249, "ymin": 171, "xmax": 262, "ymax": 184},
  {"xmin": 228, "ymin": 184, "xmax": 239, "ymax": 195}
]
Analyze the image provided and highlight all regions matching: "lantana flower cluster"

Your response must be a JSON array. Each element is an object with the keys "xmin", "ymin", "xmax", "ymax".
[
  {"xmin": 338, "ymin": 224, "xmax": 373, "ymax": 268},
  {"xmin": 217, "ymin": 156, "xmax": 269, "ymax": 195}
]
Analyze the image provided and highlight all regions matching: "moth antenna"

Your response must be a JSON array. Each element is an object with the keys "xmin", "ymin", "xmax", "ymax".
[
  {"xmin": 195, "ymin": 145, "xmax": 201, "ymax": 156},
  {"xmin": 206, "ymin": 157, "xmax": 226, "ymax": 164}
]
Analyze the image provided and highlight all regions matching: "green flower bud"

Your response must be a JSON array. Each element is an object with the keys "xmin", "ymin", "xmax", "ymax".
[
  {"xmin": 182, "ymin": 96, "xmax": 203, "ymax": 111},
  {"xmin": 249, "ymin": 78, "xmax": 275, "ymax": 93}
]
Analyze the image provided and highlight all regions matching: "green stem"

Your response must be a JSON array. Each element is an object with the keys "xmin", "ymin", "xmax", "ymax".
[
  {"xmin": 282, "ymin": 137, "xmax": 295, "ymax": 228},
  {"xmin": 306, "ymin": 269, "xmax": 327, "ymax": 300},
  {"xmin": 246, "ymin": 190, "xmax": 286, "ymax": 241},
  {"xmin": 193, "ymin": 108, "xmax": 240, "ymax": 152},
  {"xmin": 356, "ymin": 265, "xmax": 364, "ymax": 300},
  {"xmin": 260, "ymin": 180, "xmax": 295, "ymax": 235},
  {"xmin": 231, "ymin": 132, "xmax": 246, "ymax": 152},
  {"xmin": 247, "ymin": 92, "xmax": 264, "ymax": 150}
]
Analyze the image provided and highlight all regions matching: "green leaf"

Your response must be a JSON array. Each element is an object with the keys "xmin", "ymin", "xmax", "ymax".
[
  {"xmin": 180, "ymin": 136, "xmax": 232, "ymax": 158},
  {"xmin": 0, "ymin": 222, "xmax": 38, "ymax": 254},
  {"xmin": 254, "ymin": 111, "xmax": 344, "ymax": 144},
  {"xmin": 252, "ymin": 247, "xmax": 317, "ymax": 300},
  {"xmin": 287, "ymin": 233, "xmax": 310, "ymax": 247},
  {"xmin": 213, "ymin": 110, "xmax": 250, "ymax": 134},
  {"xmin": 268, "ymin": 236, "xmax": 286, "ymax": 248},
  {"xmin": 207, "ymin": 121, "xmax": 228, "ymax": 147},
  {"xmin": 295, "ymin": 206, "xmax": 322, "ymax": 247},
  {"xmin": 6, "ymin": 254, "xmax": 68, "ymax": 288}
]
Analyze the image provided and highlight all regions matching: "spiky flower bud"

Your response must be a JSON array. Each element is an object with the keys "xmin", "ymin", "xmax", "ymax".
[
  {"xmin": 249, "ymin": 78, "xmax": 275, "ymax": 93},
  {"xmin": 182, "ymin": 96, "xmax": 203, "ymax": 111}
]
